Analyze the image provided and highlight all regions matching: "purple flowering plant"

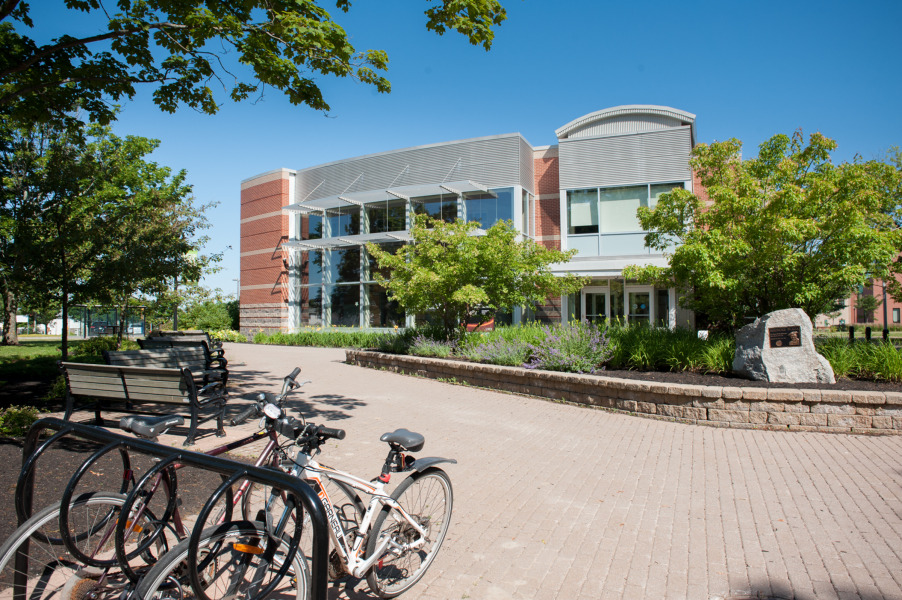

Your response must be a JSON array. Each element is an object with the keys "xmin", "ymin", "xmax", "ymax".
[{"xmin": 523, "ymin": 321, "xmax": 613, "ymax": 374}]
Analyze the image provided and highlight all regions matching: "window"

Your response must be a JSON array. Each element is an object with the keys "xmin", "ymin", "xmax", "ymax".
[
  {"xmin": 414, "ymin": 195, "xmax": 457, "ymax": 223},
  {"xmin": 365, "ymin": 199, "xmax": 407, "ymax": 234},
  {"xmin": 326, "ymin": 284, "xmax": 360, "ymax": 327},
  {"xmin": 300, "ymin": 251, "xmax": 322, "ymax": 286},
  {"xmin": 302, "ymin": 214, "xmax": 323, "ymax": 240},
  {"xmin": 567, "ymin": 189, "xmax": 598, "ymax": 234},
  {"xmin": 465, "ymin": 188, "xmax": 513, "ymax": 229},
  {"xmin": 894, "ymin": 308, "xmax": 900, "ymax": 324},
  {"xmin": 326, "ymin": 205, "xmax": 360, "ymax": 236},
  {"xmin": 366, "ymin": 284, "xmax": 404, "ymax": 327}
]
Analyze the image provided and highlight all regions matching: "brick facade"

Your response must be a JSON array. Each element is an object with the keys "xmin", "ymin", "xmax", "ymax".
[{"xmin": 239, "ymin": 170, "xmax": 292, "ymax": 335}]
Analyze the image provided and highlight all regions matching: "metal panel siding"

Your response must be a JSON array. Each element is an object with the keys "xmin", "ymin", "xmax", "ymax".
[
  {"xmin": 567, "ymin": 114, "xmax": 682, "ymax": 139},
  {"xmin": 559, "ymin": 127, "xmax": 692, "ymax": 190},
  {"xmin": 519, "ymin": 137, "xmax": 535, "ymax": 194},
  {"xmin": 296, "ymin": 136, "xmax": 525, "ymax": 201}
]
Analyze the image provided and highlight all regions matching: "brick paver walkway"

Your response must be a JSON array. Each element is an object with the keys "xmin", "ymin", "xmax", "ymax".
[{"xmin": 65, "ymin": 343, "xmax": 902, "ymax": 600}]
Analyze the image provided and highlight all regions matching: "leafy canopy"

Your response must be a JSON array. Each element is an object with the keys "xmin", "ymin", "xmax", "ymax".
[
  {"xmin": 0, "ymin": 0, "xmax": 507, "ymax": 125},
  {"xmin": 367, "ymin": 215, "xmax": 587, "ymax": 338},
  {"xmin": 624, "ymin": 131, "xmax": 902, "ymax": 332}
]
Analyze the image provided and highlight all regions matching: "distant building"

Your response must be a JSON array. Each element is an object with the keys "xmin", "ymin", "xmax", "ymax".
[{"xmin": 239, "ymin": 105, "xmax": 699, "ymax": 334}]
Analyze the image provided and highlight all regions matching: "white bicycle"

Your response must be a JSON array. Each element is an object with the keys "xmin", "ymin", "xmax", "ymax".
[{"xmin": 136, "ymin": 399, "xmax": 455, "ymax": 599}]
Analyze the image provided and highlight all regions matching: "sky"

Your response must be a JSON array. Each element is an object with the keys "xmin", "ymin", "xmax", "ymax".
[{"xmin": 36, "ymin": 0, "xmax": 902, "ymax": 296}]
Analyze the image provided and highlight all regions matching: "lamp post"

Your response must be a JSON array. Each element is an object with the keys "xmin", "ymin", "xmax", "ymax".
[
  {"xmin": 883, "ymin": 279, "xmax": 889, "ymax": 341},
  {"xmin": 233, "ymin": 278, "xmax": 240, "ymax": 301}
]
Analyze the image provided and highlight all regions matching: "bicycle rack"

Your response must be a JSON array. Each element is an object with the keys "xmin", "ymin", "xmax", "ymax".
[{"xmin": 17, "ymin": 417, "xmax": 330, "ymax": 600}]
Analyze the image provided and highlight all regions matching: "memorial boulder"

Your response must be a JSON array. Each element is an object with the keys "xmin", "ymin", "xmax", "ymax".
[{"xmin": 733, "ymin": 308, "xmax": 835, "ymax": 384}]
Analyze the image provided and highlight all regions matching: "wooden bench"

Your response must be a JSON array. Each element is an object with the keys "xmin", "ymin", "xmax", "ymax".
[
  {"xmin": 147, "ymin": 330, "xmax": 223, "ymax": 351},
  {"xmin": 104, "ymin": 347, "xmax": 229, "ymax": 387},
  {"xmin": 59, "ymin": 361, "xmax": 227, "ymax": 446},
  {"xmin": 137, "ymin": 337, "xmax": 227, "ymax": 367}
]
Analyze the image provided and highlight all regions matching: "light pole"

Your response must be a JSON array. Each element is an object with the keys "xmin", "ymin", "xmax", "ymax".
[
  {"xmin": 233, "ymin": 278, "xmax": 240, "ymax": 301},
  {"xmin": 883, "ymin": 279, "xmax": 889, "ymax": 341}
]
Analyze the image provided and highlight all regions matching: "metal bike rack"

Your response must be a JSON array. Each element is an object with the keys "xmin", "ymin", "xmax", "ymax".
[{"xmin": 18, "ymin": 417, "xmax": 330, "ymax": 600}]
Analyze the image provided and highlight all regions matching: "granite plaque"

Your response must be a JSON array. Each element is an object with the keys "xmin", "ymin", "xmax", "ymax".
[{"xmin": 769, "ymin": 326, "xmax": 801, "ymax": 348}]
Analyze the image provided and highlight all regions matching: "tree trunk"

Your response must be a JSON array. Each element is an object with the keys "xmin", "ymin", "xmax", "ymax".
[
  {"xmin": 61, "ymin": 292, "xmax": 69, "ymax": 360},
  {"xmin": 2, "ymin": 286, "xmax": 19, "ymax": 346}
]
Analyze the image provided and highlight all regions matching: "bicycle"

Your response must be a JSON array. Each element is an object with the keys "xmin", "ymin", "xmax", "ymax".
[
  {"xmin": 0, "ymin": 368, "xmax": 314, "ymax": 600},
  {"xmin": 135, "ymin": 398, "xmax": 456, "ymax": 599}
]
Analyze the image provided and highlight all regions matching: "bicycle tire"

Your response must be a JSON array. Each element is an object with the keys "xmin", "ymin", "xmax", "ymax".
[
  {"xmin": 135, "ymin": 520, "xmax": 310, "ymax": 600},
  {"xmin": 0, "ymin": 492, "xmax": 166, "ymax": 600},
  {"xmin": 364, "ymin": 467, "xmax": 453, "ymax": 598}
]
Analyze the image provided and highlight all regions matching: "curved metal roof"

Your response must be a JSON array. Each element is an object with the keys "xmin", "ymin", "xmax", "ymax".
[{"xmin": 555, "ymin": 105, "xmax": 696, "ymax": 143}]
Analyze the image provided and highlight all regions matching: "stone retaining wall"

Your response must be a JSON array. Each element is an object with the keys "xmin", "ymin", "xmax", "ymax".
[{"xmin": 346, "ymin": 350, "xmax": 902, "ymax": 435}]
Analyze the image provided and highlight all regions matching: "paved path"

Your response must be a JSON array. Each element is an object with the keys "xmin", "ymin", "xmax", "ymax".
[{"xmin": 63, "ymin": 343, "xmax": 902, "ymax": 600}]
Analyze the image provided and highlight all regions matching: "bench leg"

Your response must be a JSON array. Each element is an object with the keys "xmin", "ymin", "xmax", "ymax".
[
  {"xmin": 215, "ymin": 401, "xmax": 226, "ymax": 437},
  {"xmin": 94, "ymin": 403, "xmax": 103, "ymax": 425},
  {"xmin": 63, "ymin": 393, "xmax": 74, "ymax": 421},
  {"xmin": 184, "ymin": 410, "xmax": 199, "ymax": 446}
]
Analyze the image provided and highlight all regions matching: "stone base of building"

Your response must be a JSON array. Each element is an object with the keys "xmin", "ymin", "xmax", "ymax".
[
  {"xmin": 240, "ymin": 303, "xmax": 288, "ymax": 336},
  {"xmin": 346, "ymin": 350, "xmax": 902, "ymax": 434}
]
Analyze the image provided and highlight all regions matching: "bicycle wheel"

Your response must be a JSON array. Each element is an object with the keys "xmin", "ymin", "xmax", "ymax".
[
  {"xmin": 0, "ymin": 492, "xmax": 165, "ymax": 600},
  {"xmin": 365, "ymin": 468, "xmax": 453, "ymax": 598},
  {"xmin": 135, "ymin": 520, "xmax": 309, "ymax": 600}
]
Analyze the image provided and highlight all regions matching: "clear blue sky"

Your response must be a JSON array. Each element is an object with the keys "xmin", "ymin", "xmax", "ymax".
[{"xmin": 38, "ymin": 0, "xmax": 902, "ymax": 295}]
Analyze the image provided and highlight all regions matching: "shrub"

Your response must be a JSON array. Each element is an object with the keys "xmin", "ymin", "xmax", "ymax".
[
  {"xmin": 71, "ymin": 336, "xmax": 120, "ymax": 357},
  {"xmin": 462, "ymin": 337, "xmax": 531, "ymax": 366},
  {"xmin": 209, "ymin": 329, "xmax": 247, "ymax": 343},
  {"xmin": 817, "ymin": 338, "xmax": 860, "ymax": 379},
  {"xmin": 254, "ymin": 328, "xmax": 392, "ymax": 349},
  {"xmin": 0, "ymin": 405, "xmax": 46, "ymax": 436},
  {"xmin": 524, "ymin": 322, "xmax": 613, "ymax": 374},
  {"xmin": 859, "ymin": 341, "xmax": 902, "ymax": 382},
  {"xmin": 408, "ymin": 335, "xmax": 455, "ymax": 358}
]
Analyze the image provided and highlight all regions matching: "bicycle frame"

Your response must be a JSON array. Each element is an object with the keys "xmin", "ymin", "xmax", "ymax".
[{"xmin": 283, "ymin": 454, "xmax": 429, "ymax": 580}]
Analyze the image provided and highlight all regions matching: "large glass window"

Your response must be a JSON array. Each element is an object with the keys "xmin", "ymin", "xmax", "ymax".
[
  {"xmin": 567, "ymin": 189, "xmax": 599, "ymax": 234},
  {"xmin": 326, "ymin": 205, "xmax": 360, "ymax": 237},
  {"xmin": 365, "ymin": 199, "xmax": 407, "ymax": 234},
  {"xmin": 300, "ymin": 251, "xmax": 322, "ymax": 286},
  {"xmin": 327, "ymin": 284, "xmax": 360, "ymax": 327},
  {"xmin": 367, "ymin": 284, "xmax": 404, "ymax": 327},
  {"xmin": 414, "ymin": 195, "xmax": 457, "ymax": 223},
  {"xmin": 465, "ymin": 188, "xmax": 513, "ymax": 229},
  {"xmin": 599, "ymin": 186, "xmax": 647, "ymax": 233},
  {"xmin": 299, "ymin": 286, "xmax": 323, "ymax": 326},
  {"xmin": 327, "ymin": 247, "xmax": 361, "ymax": 284},
  {"xmin": 302, "ymin": 214, "xmax": 323, "ymax": 240}
]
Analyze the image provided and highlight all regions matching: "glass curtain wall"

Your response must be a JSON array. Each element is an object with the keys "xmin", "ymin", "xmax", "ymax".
[{"xmin": 295, "ymin": 187, "xmax": 515, "ymax": 328}]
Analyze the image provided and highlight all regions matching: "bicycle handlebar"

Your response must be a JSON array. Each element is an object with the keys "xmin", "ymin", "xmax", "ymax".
[{"xmin": 230, "ymin": 403, "xmax": 260, "ymax": 426}]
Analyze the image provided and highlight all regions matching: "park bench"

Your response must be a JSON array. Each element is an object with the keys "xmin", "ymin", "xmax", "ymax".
[
  {"xmin": 138, "ymin": 337, "xmax": 226, "ymax": 365},
  {"xmin": 59, "ymin": 361, "xmax": 227, "ymax": 446},
  {"xmin": 103, "ymin": 347, "xmax": 229, "ymax": 387},
  {"xmin": 147, "ymin": 330, "xmax": 223, "ymax": 351}
]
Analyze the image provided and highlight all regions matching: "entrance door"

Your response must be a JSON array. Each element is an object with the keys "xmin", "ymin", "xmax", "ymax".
[
  {"xmin": 628, "ymin": 290, "xmax": 651, "ymax": 324},
  {"xmin": 580, "ymin": 286, "xmax": 609, "ymax": 324}
]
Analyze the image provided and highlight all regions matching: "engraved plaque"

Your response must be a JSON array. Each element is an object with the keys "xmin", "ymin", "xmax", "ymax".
[{"xmin": 769, "ymin": 326, "xmax": 802, "ymax": 348}]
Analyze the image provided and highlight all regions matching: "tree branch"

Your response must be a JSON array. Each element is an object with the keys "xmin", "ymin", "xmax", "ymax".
[{"xmin": 0, "ymin": 0, "xmax": 21, "ymax": 23}]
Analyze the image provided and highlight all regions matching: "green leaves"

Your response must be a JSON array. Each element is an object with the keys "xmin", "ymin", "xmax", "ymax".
[
  {"xmin": 1, "ymin": 0, "xmax": 506, "ymax": 126},
  {"xmin": 368, "ymin": 215, "xmax": 586, "ymax": 338},
  {"xmin": 630, "ymin": 130, "xmax": 902, "ymax": 331}
]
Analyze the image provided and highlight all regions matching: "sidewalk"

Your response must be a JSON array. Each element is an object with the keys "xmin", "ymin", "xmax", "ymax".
[{"xmin": 61, "ymin": 343, "xmax": 902, "ymax": 599}]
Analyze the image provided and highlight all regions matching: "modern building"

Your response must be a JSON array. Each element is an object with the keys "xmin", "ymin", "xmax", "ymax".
[{"xmin": 239, "ymin": 105, "xmax": 700, "ymax": 334}]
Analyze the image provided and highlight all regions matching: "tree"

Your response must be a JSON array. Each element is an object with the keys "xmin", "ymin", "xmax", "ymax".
[
  {"xmin": 0, "ymin": 120, "xmax": 211, "ymax": 356},
  {"xmin": 624, "ymin": 131, "xmax": 902, "ymax": 332},
  {"xmin": 367, "ymin": 215, "xmax": 587, "ymax": 338},
  {"xmin": 0, "ymin": 0, "xmax": 507, "ymax": 126},
  {"xmin": 855, "ymin": 292, "xmax": 881, "ymax": 323}
]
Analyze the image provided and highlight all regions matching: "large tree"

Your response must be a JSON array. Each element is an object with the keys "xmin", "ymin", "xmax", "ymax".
[
  {"xmin": 624, "ymin": 131, "xmax": 902, "ymax": 332},
  {"xmin": 0, "ymin": 120, "xmax": 210, "ymax": 355},
  {"xmin": 0, "ymin": 0, "xmax": 507, "ymax": 125},
  {"xmin": 367, "ymin": 215, "xmax": 587, "ymax": 338}
]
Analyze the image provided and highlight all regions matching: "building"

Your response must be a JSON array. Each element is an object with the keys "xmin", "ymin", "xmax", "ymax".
[{"xmin": 239, "ymin": 105, "xmax": 699, "ymax": 335}]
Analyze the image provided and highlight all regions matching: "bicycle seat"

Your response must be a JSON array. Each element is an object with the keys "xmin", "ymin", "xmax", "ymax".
[
  {"xmin": 380, "ymin": 429, "xmax": 424, "ymax": 452},
  {"xmin": 119, "ymin": 415, "xmax": 185, "ymax": 439}
]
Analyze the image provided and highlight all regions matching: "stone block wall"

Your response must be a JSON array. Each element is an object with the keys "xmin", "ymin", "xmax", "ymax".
[{"xmin": 346, "ymin": 350, "xmax": 902, "ymax": 434}]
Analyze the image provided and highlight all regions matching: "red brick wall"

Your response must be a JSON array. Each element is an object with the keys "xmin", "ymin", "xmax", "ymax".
[
  {"xmin": 240, "ymin": 171, "xmax": 291, "ymax": 333},
  {"xmin": 533, "ymin": 148, "xmax": 561, "ymax": 251}
]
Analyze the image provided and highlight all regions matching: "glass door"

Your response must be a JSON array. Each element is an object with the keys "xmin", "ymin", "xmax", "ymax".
[
  {"xmin": 628, "ymin": 290, "xmax": 651, "ymax": 324},
  {"xmin": 585, "ymin": 293, "xmax": 607, "ymax": 324}
]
